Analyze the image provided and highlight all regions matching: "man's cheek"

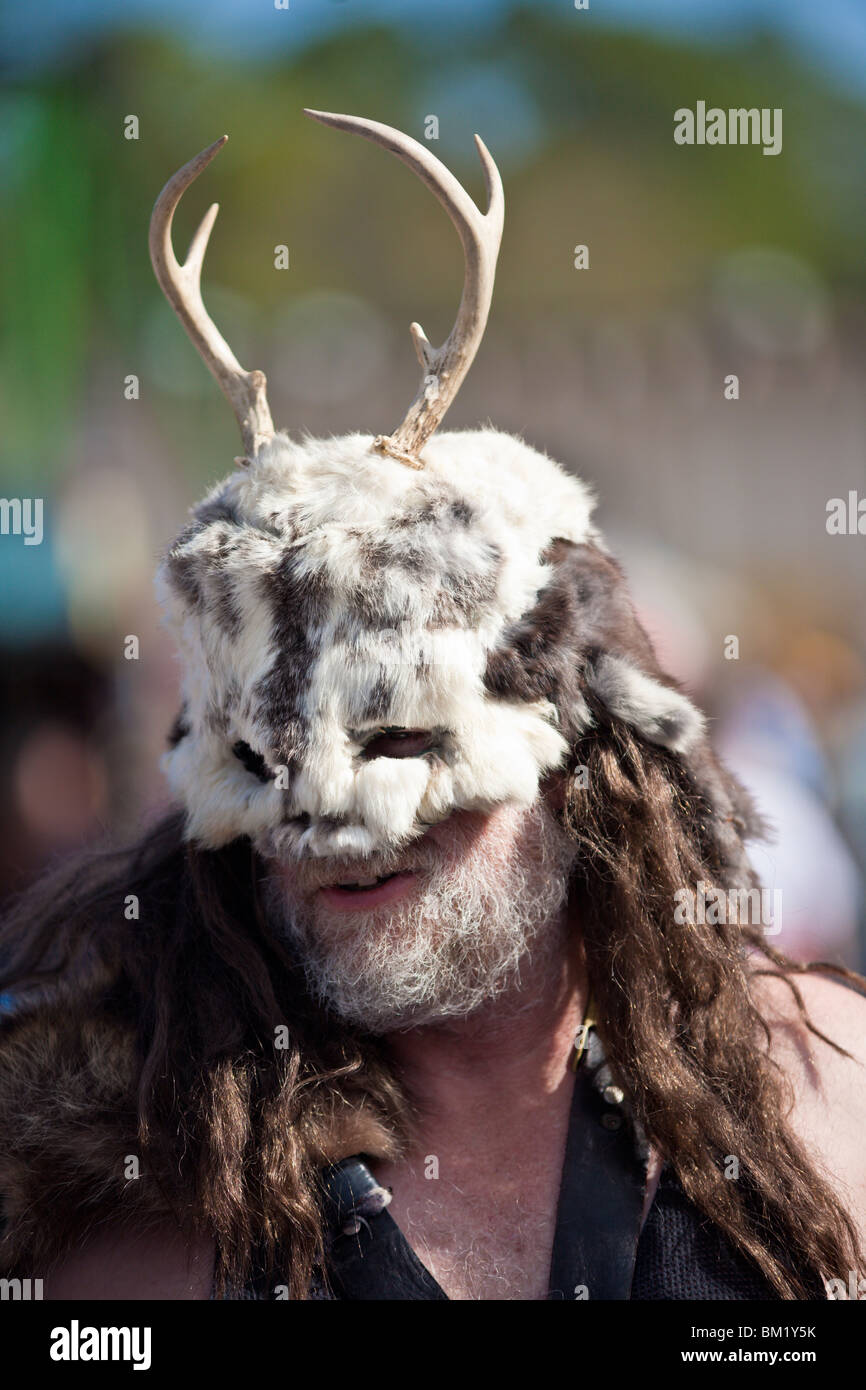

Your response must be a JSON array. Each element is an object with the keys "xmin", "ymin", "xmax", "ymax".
[{"xmin": 425, "ymin": 805, "xmax": 491, "ymax": 854}]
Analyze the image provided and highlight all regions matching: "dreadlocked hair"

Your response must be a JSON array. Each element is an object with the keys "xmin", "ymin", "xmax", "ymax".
[
  {"xmin": 563, "ymin": 695, "xmax": 865, "ymax": 1299},
  {"xmin": 1, "ymin": 707, "xmax": 864, "ymax": 1299},
  {"xmin": 0, "ymin": 812, "xmax": 408, "ymax": 1298}
]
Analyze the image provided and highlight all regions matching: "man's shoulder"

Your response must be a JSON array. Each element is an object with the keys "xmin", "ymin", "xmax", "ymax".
[
  {"xmin": 749, "ymin": 966, "xmax": 866, "ymax": 1071},
  {"xmin": 748, "ymin": 965, "xmax": 866, "ymax": 1247},
  {"xmin": 42, "ymin": 1226, "xmax": 215, "ymax": 1300}
]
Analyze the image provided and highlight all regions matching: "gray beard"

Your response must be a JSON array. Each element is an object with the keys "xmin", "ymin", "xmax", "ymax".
[{"xmin": 258, "ymin": 798, "xmax": 577, "ymax": 1034}]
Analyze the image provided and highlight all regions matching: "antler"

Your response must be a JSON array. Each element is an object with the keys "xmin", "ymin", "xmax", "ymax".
[
  {"xmin": 305, "ymin": 110, "xmax": 504, "ymax": 470},
  {"xmin": 149, "ymin": 136, "xmax": 274, "ymax": 461}
]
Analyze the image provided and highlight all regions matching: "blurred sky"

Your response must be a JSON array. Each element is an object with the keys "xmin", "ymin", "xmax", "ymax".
[{"xmin": 4, "ymin": 0, "xmax": 866, "ymax": 98}]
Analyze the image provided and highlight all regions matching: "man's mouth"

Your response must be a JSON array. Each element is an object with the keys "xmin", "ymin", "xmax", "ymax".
[
  {"xmin": 316, "ymin": 868, "xmax": 419, "ymax": 911},
  {"xmin": 334, "ymin": 871, "xmax": 399, "ymax": 891}
]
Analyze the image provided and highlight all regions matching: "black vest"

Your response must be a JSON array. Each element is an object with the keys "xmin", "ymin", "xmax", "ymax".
[{"xmin": 218, "ymin": 1029, "xmax": 826, "ymax": 1301}]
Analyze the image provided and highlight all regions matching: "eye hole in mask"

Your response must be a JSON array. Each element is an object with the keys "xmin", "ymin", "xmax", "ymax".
[
  {"xmin": 361, "ymin": 727, "xmax": 437, "ymax": 760},
  {"xmin": 231, "ymin": 740, "xmax": 272, "ymax": 783}
]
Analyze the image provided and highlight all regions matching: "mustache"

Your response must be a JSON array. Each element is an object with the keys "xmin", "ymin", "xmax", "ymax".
[{"xmin": 278, "ymin": 842, "xmax": 440, "ymax": 894}]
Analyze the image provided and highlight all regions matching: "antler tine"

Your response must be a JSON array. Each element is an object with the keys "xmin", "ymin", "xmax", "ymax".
[
  {"xmin": 149, "ymin": 136, "xmax": 274, "ymax": 461},
  {"xmin": 304, "ymin": 109, "xmax": 504, "ymax": 470}
]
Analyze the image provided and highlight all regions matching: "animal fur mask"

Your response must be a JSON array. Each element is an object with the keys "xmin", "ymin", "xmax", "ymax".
[{"xmin": 152, "ymin": 113, "xmax": 709, "ymax": 859}]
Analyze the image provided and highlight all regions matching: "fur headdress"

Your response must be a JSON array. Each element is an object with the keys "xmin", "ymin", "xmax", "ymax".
[{"xmin": 152, "ymin": 112, "xmax": 740, "ymax": 866}]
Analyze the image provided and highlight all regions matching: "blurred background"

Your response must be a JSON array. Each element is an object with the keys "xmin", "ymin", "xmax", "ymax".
[{"xmin": 1, "ymin": 0, "xmax": 865, "ymax": 968}]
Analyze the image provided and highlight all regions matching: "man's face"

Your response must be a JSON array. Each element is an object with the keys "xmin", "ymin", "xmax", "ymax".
[{"xmin": 260, "ymin": 790, "xmax": 578, "ymax": 1034}]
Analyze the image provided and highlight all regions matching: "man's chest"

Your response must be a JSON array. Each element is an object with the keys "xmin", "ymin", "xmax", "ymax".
[{"xmin": 370, "ymin": 1158, "xmax": 563, "ymax": 1300}]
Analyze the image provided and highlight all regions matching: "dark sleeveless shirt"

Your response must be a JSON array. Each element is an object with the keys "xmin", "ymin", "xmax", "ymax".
[
  {"xmin": 217, "ymin": 1164, "xmax": 824, "ymax": 1300},
  {"xmin": 215, "ymin": 1022, "xmax": 828, "ymax": 1302}
]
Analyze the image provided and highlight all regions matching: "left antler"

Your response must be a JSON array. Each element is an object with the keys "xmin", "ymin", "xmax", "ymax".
[{"xmin": 149, "ymin": 136, "xmax": 274, "ymax": 460}]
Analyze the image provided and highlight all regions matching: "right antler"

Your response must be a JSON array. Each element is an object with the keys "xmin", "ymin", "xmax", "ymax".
[
  {"xmin": 149, "ymin": 136, "xmax": 274, "ymax": 461},
  {"xmin": 304, "ymin": 110, "xmax": 504, "ymax": 470}
]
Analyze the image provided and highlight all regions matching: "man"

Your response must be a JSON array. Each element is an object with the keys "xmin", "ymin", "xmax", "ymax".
[{"xmin": 1, "ymin": 112, "xmax": 865, "ymax": 1301}]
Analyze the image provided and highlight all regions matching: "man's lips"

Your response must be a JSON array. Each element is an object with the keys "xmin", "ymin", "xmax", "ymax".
[{"xmin": 316, "ymin": 869, "xmax": 418, "ymax": 911}]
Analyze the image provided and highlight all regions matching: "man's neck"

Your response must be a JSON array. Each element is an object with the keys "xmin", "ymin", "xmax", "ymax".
[
  {"xmin": 369, "ymin": 922, "xmax": 589, "ymax": 1299},
  {"xmin": 382, "ymin": 925, "xmax": 587, "ymax": 1147}
]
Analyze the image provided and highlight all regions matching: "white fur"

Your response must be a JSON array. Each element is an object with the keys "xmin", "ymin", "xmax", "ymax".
[
  {"xmin": 157, "ymin": 428, "xmax": 597, "ymax": 854},
  {"xmin": 587, "ymin": 652, "xmax": 705, "ymax": 754}
]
